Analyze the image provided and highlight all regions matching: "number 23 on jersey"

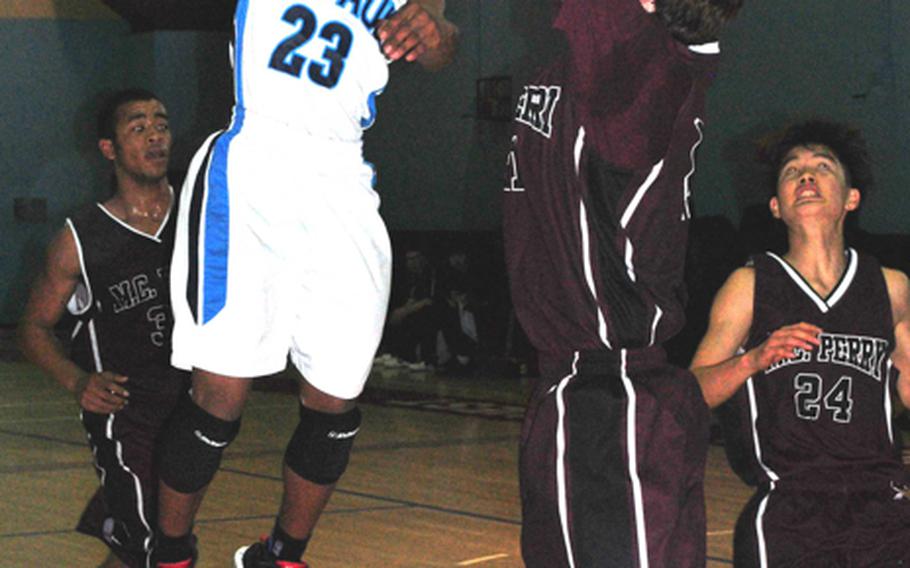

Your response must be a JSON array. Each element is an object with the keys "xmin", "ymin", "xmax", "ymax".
[{"xmin": 269, "ymin": 4, "xmax": 353, "ymax": 88}]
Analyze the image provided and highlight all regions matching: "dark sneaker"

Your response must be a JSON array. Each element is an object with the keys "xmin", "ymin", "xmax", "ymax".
[{"xmin": 234, "ymin": 539, "xmax": 308, "ymax": 568}]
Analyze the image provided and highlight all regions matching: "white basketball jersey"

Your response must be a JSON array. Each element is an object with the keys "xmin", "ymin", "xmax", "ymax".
[{"xmin": 231, "ymin": 0, "xmax": 406, "ymax": 140}]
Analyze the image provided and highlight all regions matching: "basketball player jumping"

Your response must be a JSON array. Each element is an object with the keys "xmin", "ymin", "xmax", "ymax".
[
  {"xmin": 691, "ymin": 119, "xmax": 910, "ymax": 566},
  {"xmin": 151, "ymin": 2, "xmax": 457, "ymax": 567},
  {"xmin": 502, "ymin": 0, "xmax": 743, "ymax": 566}
]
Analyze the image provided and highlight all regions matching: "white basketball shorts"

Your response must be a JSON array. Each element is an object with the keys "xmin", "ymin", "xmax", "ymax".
[{"xmin": 170, "ymin": 123, "xmax": 391, "ymax": 399}]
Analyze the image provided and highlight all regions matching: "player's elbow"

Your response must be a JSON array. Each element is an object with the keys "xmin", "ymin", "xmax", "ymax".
[
  {"xmin": 689, "ymin": 368, "xmax": 726, "ymax": 409},
  {"xmin": 17, "ymin": 317, "xmax": 51, "ymax": 359},
  {"xmin": 16, "ymin": 320, "xmax": 39, "ymax": 361},
  {"xmin": 702, "ymin": 389, "xmax": 727, "ymax": 409}
]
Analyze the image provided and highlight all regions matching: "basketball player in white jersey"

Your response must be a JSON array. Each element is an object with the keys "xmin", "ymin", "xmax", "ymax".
[{"xmin": 152, "ymin": 2, "xmax": 457, "ymax": 567}]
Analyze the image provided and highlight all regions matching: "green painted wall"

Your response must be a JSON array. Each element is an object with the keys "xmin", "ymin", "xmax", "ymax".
[
  {"xmin": 2, "ymin": 1, "xmax": 909, "ymax": 323},
  {"xmin": 0, "ymin": 21, "xmax": 232, "ymax": 323}
]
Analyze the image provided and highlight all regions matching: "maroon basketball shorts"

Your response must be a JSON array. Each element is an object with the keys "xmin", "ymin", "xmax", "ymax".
[
  {"xmin": 77, "ymin": 373, "xmax": 185, "ymax": 567},
  {"xmin": 734, "ymin": 469, "xmax": 910, "ymax": 567},
  {"xmin": 519, "ymin": 348, "xmax": 710, "ymax": 567}
]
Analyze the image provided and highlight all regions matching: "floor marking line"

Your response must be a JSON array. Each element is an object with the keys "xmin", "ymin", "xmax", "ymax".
[
  {"xmin": 457, "ymin": 553, "xmax": 510, "ymax": 565},
  {"xmin": 220, "ymin": 466, "xmax": 522, "ymax": 526}
]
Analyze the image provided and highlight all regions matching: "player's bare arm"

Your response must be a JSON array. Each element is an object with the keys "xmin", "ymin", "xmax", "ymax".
[
  {"xmin": 18, "ymin": 227, "xmax": 129, "ymax": 413},
  {"xmin": 376, "ymin": 0, "xmax": 458, "ymax": 70},
  {"xmin": 884, "ymin": 267, "xmax": 910, "ymax": 408},
  {"xmin": 690, "ymin": 267, "xmax": 822, "ymax": 408}
]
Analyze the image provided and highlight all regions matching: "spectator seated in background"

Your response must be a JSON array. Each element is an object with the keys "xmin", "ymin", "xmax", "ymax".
[
  {"xmin": 435, "ymin": 249, "xmax": 482, "ymax": 375},
  {"xmin": 377, "ymin": 247, "xmax": 486, "ymax": 375},
  {"xmin": 380, "ymin": 248, "xmax": 438, "ymax": 370}
]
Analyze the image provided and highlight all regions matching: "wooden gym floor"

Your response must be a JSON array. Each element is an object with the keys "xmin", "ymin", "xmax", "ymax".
[{"xmin": 1, "ymin": 350, "xmax": 757, "ymax": 567}]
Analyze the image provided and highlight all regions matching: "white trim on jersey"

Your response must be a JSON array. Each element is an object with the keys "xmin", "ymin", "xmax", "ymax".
[
  {"xmin": 86, "ymin": 417, "xmax": 108, "ymax": 484},
  {"xmin": 745, "ymin": 371, "xmax": 780, "ymax": 568},
  {"xmin": 766, "ymin": 249, "xmax": 857, "ymax": 313},
  {"xmin": 746, "ymin": 377, "xmax": 780, "ymax": 483},
  {"xmin": 579, "ymin": 198, "xmax": 613, "ymax": 349},
  {"xmin": 576, "ymin": 127, "xmax": 613, "ymax": 349},
  {"xmin": 885, "ymin": 358, "xmax": 895, "ymax": 445},
  {"xmin": 95, "ymin": 185, "xmax": 174, "ymax": 242},
  {"xmin": 620, "ymin": 349, "xmax": 649, "ymax": 568},
  {"xmin": 103, "ymin": 413, "xmax": 154, "ymax": 556},
  {"xmin": 826, "ymin": 248, "xmax": 857, "ymax": 307},
  {"xmin": 88, "ymin": 319, "xmax": 103, "ymax": 373},
  {"xmin": 754, "ymin": 481, "xmax": 775, "ymax": 568},
  {"xmin": 688, "ymin": 42, "xmax": 720, "ymax": 55},
  {"xmin": 71, "ymin": 320, "xmax": 83, "ymax": 340},
  {"xmin": 555, "ymin": 352, "xmax": 581, "ymax": 568},
  {"xmin": 66, "ymin": 219, "xmax": 94, "ymax": 317},
  {"xmin": 624, "ymin": 238, "xmax": 636, "ymax": 283},
  {"xmin": 648, "ymin": 305, "xmax": 663, "ymax": 347},
  {"xmin": 573, "ymin": 125, "xmax": 585, "ymax": 176},
  {"xmin": 682, "ymin": 118, "xmax": 705, "ymax": 220},
  {"xmin": 154, "ymin": 184, "xmax": 176, "ymax": 239},
  {"xmin": 620, "ymin": 160, "xmax": 663, "ymax": 229},
  {"xmin": 71, "ymin": 215, "xmax": 103, "ymax": 374}
]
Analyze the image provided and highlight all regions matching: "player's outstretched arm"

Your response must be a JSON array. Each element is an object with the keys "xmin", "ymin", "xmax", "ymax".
[
  {"xmin": 690, "ymin": 267, "xmax": 822, "ymax": 408},
  {"xmin": 18, "ymin": 227, "xmax": 129, "ymax": 413},
  {"xmin": 377, "ymin": 0, "xmax": 458, "ymax": 71},
  {"xmin": 884, "ymin": 267, "xmax": 910, "ymax": 408}
]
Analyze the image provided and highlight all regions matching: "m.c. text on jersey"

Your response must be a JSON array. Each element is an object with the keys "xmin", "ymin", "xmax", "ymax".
[
  {"xmin": 108, "ymin": 274, "xmax": 159, "ymax": 314},
  {"xmin": 515, "ymin": 85, "xmax": 561, "ymax": 138}
]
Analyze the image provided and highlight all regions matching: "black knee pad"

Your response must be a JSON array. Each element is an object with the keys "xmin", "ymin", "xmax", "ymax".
[
  {"xmin": 284, "ymin": 405, "xmax": 361, "ymax": 485},
  {"xmin": 158, "ymin": 397, "xmax": 241, "ymax": 493}
]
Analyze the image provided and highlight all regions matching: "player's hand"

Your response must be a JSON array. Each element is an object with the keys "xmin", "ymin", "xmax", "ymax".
[
  {"xmin": 75, "ymin": 371, "xmax": 129, "ymax": 414},
  {"xmin": 376, "ymin": 3, "xmax": 448, "ymax": 63},
  {"xmin": 746, "ymin": 322, "xmax": 822, "ymax": 372}
]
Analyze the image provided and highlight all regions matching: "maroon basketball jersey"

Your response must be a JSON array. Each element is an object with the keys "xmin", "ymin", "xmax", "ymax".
[
  {"xmin": 503, "ymin": 0, "xmax": 721, "ymax": 359},
  {"xmin": 723, "ymin": 250, "xmax": 899, "ymax": 486},
  {"xmin": 67, "ymin": 202, "xmax": 177, "ymax": 385}
]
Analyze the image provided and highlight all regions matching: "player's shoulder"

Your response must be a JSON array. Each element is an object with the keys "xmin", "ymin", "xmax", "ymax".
[
  {"xmin": 724, "ymin": 265, "xmax": 756, "ymax": 291},
  {"xmin": 42, "ymin": 221, "xmax": 82, "ymax": 280},
  {"xmin": 881, "ymin": 265, "xmax": 910, "ymax": 283},
  {"xmin": 68, "ymin": 201, "xmax": 105, "ymax": 228},
  {"xmin": 882, "ymin": 266, "xmax": 910, "ymax": 307},
  {"xmin": 710, "ymin": 265, "xmax": 755, "ymax": 316}
]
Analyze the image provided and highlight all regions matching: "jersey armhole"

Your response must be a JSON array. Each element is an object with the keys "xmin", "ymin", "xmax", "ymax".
[{"xmin": 65, "ymin": 218, "xmax": 93, "ymax": 317}]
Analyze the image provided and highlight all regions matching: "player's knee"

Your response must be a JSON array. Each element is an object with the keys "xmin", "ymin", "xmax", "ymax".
[
  {"xmin": 284, "ymin": 404, "xmax": 362, "ymax": 485},
  {"xmin": 158, "ymin": 397, "xmax": 241, "ymax": 493}
]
